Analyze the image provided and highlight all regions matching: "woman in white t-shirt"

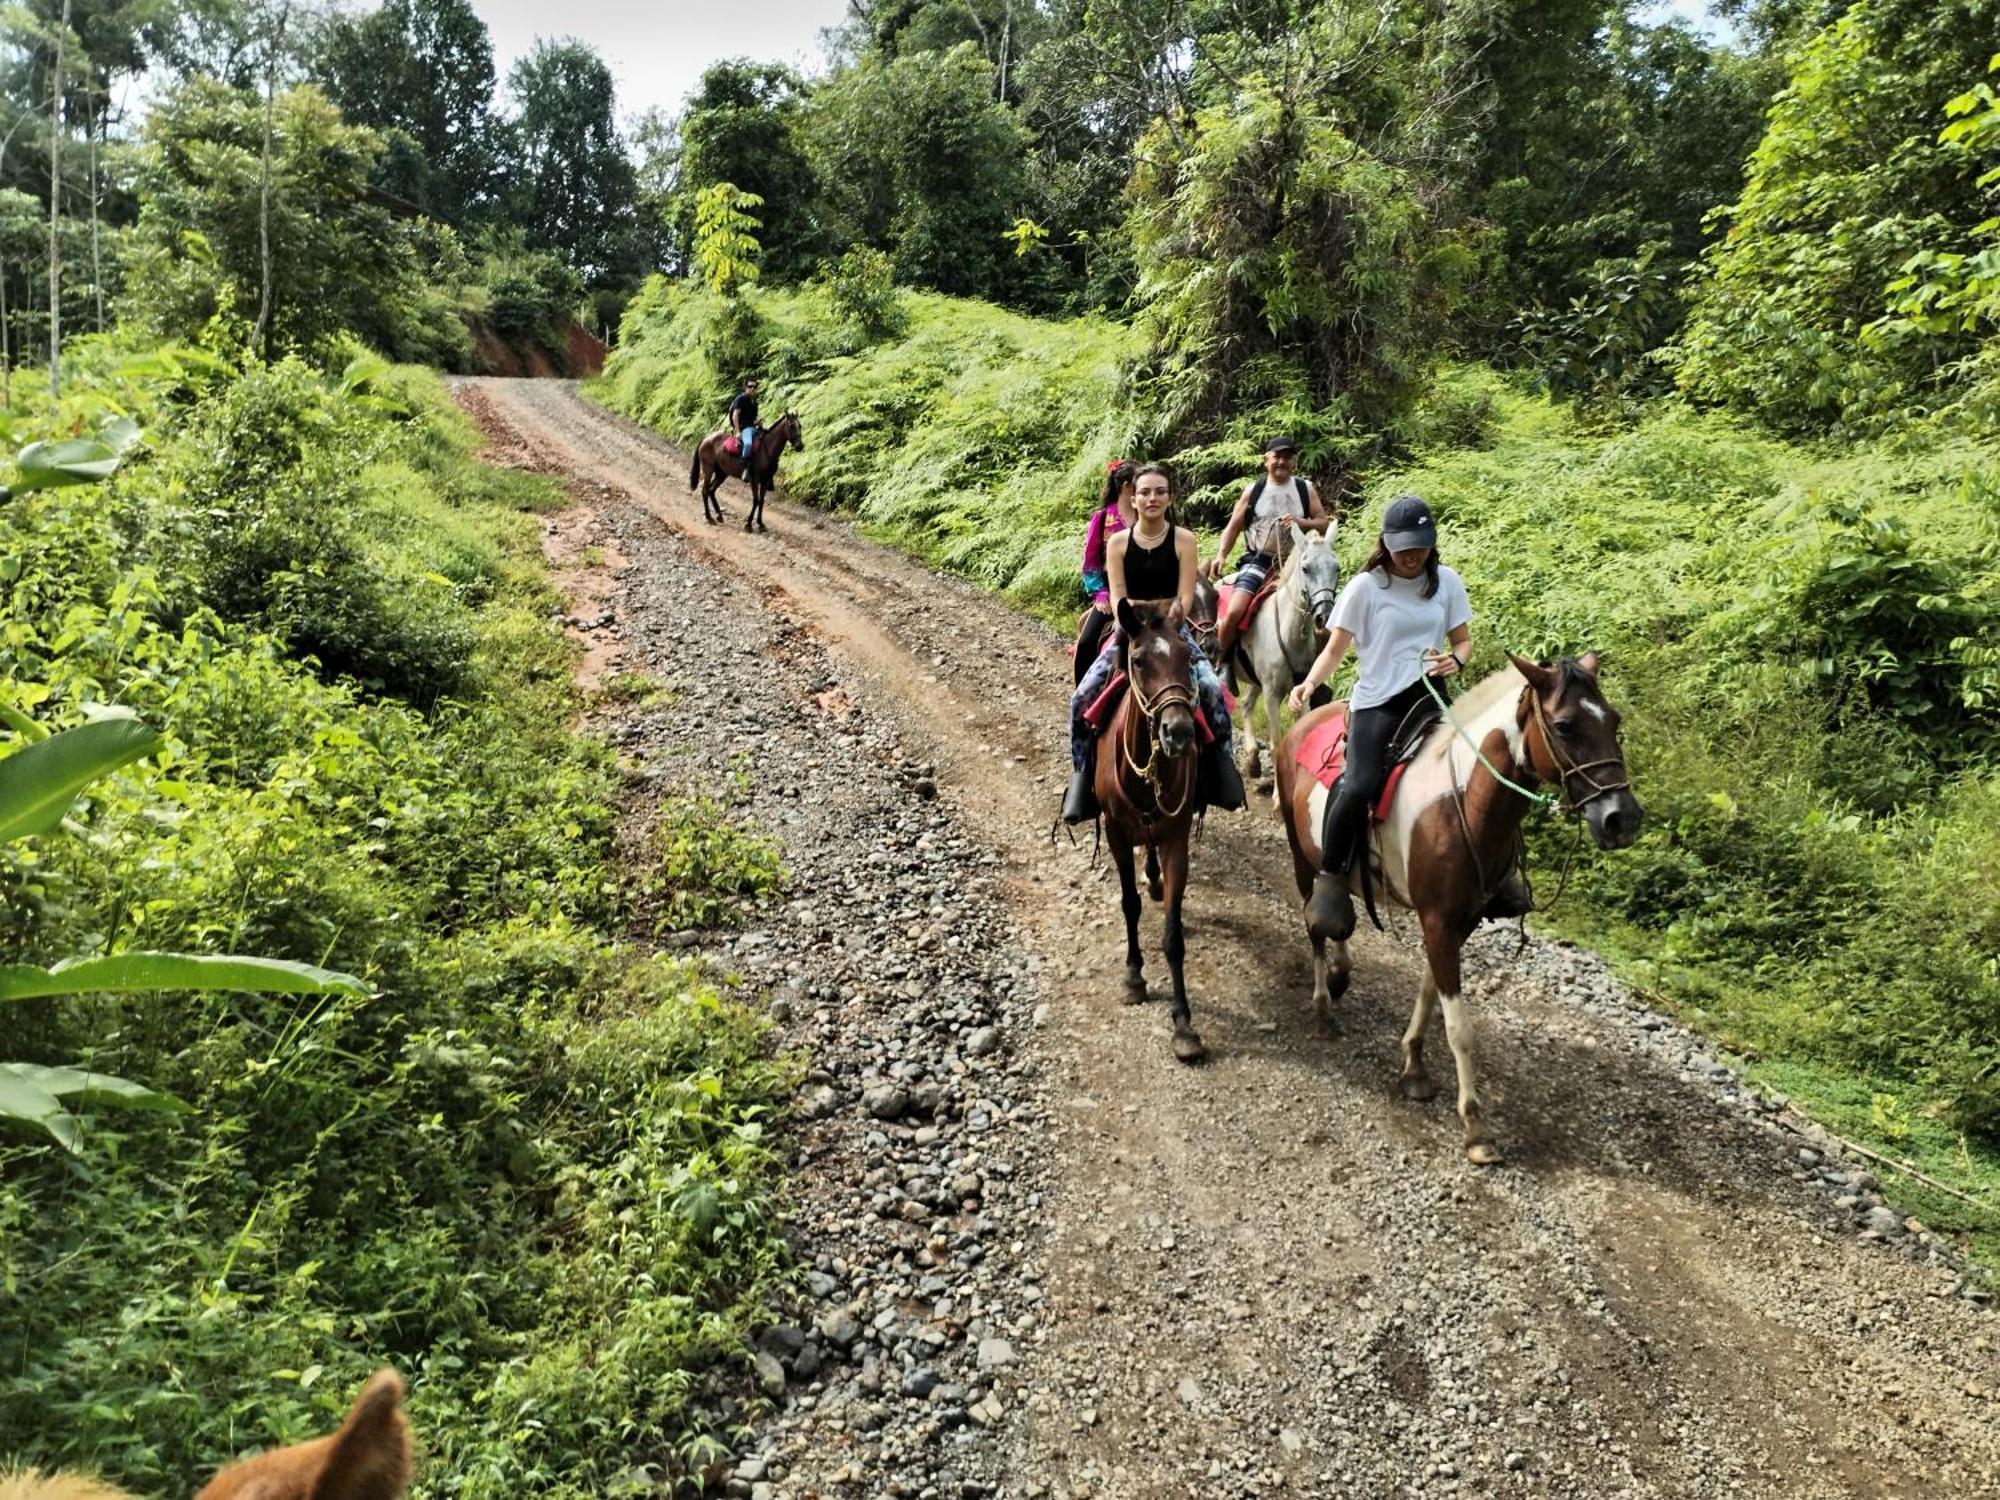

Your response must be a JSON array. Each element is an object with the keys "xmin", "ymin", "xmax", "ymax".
[{"xmin": 1284, "ymin": 494, "xmax": 1471, "ymax": 936}]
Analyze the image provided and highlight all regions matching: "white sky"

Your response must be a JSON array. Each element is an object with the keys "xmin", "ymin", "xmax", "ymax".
[{"xmin": 470, "ymin": 0, "xmax": 852, "ymax": 126}]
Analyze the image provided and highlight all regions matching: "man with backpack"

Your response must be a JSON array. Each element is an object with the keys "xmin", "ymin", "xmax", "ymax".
[{"xmin": 1203, "ymin": 436, "xmax": 1333, "ymax": 661}]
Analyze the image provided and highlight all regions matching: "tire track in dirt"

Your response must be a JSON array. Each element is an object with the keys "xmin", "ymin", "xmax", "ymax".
[{"xmin": 460, "ymin": 377, "xmax": 2000, "ymax": 1499}]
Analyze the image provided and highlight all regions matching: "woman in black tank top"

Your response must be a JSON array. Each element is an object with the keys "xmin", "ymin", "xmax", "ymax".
[
  {"xmin": 1061, "ymin": 464, "xmax": 1246, "ymax": 822},
  {"xmin": 1121, "ymin": 523, "xmax": 1181, "ymax": 602}
]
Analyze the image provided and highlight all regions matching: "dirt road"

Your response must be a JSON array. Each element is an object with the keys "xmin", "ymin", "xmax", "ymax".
[{"xmin": 459, "ymin": 378, "xmax": 1998, "ymax": 1500}]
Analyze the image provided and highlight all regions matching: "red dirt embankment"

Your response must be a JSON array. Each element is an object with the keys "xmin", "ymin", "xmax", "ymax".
[{"xmin": 463, "ymin": 314, "xmax": 606, "ymax": 378}]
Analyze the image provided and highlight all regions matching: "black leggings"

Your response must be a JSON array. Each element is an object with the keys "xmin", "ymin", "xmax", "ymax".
[{"xmin": 1321, "ymin": 678, "xmax": 1435, "ymax": 874}]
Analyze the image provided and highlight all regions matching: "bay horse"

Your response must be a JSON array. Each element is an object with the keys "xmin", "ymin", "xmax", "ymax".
[
  {"xmin": 3, "ymin": 1369, "xmax": 409, "ymax": 1500},
  {"xmin": 1274, "ymin": 653, "xmax": 1642, "ymax": 1163},
  {"xmin": 1094, "ymin": 597, "xmax": 1206, "ymax": 1062},
  {"xmin": 1227, "ymin": 529, "xmax": 1340, "ymax": 801},
  {"xmin": 689, "ymin": 411, "xmax": 804, "ymax": 531}
]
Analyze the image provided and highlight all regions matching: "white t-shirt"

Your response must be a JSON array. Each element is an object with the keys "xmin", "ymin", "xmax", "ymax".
[
  {"xmin": 1245, "ymin": 477, "xmax": 1308, "ymax": 555},
  {"xmin": 1331, "ymin": 564, "xmax": 1472, "ymax": 710}
]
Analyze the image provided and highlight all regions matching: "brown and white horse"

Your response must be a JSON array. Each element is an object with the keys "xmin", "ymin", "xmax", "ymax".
[
  {"xmin": 3, "ymin": 1370, "xmax": 409, "ymax": 1500},
  {"xmin": 689, "ymin": 411, "xmax": 804, "ymax": 531},
  {"xmin": 1094, "ymin": 597, "xmax": 1206, "ymax": 1062},
  {"xmin": 1275, "ymin": 653, "xmax": 1642, "ymax": 1163}
]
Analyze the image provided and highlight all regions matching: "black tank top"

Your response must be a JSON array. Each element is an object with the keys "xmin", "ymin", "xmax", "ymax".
[{"xmin": 1124, "ymin": 525, "xmax": 1179, "ymax": 602}]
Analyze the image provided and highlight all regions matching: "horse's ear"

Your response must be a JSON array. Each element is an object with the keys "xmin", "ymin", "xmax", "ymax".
[
  {"xmin": 1115, "ymin": 597, "xmax": 1142, "ymax": 638},
  {"xmin": 1508, "ymin": 652, "xmax": 1556, "ymax": 692},
  {"xmin": 1576, "ymin": 649, "xmax": 1602, "ymax": 680},
  {"xmin": 1166, "ymin": 598, "xmax": 1185, "ymax": 627}
]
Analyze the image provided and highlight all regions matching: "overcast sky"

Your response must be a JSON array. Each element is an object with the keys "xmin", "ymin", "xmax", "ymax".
[{"xmin": 473, "ymin": 0, "xmax": 852, "ymax": 125}]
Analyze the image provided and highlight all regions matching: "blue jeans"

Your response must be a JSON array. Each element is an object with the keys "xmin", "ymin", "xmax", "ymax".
[{"xmin": 1070, "ymin": 625, "xmax": 1231, "ymax": 769}]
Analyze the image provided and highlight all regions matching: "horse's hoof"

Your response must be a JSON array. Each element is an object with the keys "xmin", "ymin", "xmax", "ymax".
[
  {"xmin": 1122, "ymin": 983, "xmax": 1148, "ymax": 1007},
  {"xmin": 1327, "ymin": 970, "xmax": 1351, "ymax": 1001},
  {"xmin": 755, "ymin": 521, "xmax": 768, "ymax": 533},
  {"xmin": 1465, "ymin": 1140, "xmax": 1504, "ymax": 1167},
  {"xmin": 1400, "ymin": 1073, "xmax": 1437, "ymax": 1102},
  {"xmin": 1147, "ymin": 880, "xmax": 1164, "ymax": 902},
  {"xmin": 1171, "ymin": 1027, "xmax": 1207, "ymax": 1063}
]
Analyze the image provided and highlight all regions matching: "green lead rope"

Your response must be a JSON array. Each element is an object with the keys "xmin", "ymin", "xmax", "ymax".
[{"xmin": 1414, "ymin": 654, "xmax": 1557, "ymax": 808}]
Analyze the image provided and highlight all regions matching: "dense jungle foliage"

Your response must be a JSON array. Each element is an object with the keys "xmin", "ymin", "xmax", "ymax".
[{"xmin": 5, "ymin": 0, "xmax": 2000, "ymax": 1485}]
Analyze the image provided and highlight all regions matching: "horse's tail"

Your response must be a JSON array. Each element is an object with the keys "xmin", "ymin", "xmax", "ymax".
[{"xmin": 688, "ymin": 444, "xmax": 700, "ymax": 491}]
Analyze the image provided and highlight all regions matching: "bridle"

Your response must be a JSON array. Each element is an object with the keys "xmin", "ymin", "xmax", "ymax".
[
  {"xmin": 1120, "ymin": 650, "xmax": 1197, "ymax": 823},
  {"xmin": 1520, "ymin": 682, "xmax": 1631, "ymax": 818}
]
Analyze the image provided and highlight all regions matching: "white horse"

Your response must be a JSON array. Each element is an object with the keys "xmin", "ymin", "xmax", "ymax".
[{"xmin": 1231, "ymin": 528, "xmax": 1341, "ymax": 800}]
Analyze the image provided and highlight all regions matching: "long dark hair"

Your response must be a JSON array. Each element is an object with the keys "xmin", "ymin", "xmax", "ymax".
[
  {"xmin": 1101, "ymin": 460, "xmax": 1137, "ymax": 511},
  {"xmin": 1363, "ymin": 535, "xmax": 1443, "ymax": 599}
]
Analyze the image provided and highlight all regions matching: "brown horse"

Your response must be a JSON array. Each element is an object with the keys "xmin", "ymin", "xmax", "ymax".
[
  {"xmin": 688, "ymin": 411, "xmax": 804, "ymax": 531},
  {"xmin": 1094, "ymin": 597, "xmax": 1206, "ymax": 1063},
  {"xmin": 1274, "ymin": 653, "xmax": 1642, "ymax": 1163},
  {"xmin": 3, "ymin": 1370, "xmax": 409, "ymax": 1500}
]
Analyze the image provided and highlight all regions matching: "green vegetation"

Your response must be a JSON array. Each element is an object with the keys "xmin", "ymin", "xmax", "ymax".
[{"xmin": 1, "ymin": 344, "xmax": 789, "ymax": 1493}]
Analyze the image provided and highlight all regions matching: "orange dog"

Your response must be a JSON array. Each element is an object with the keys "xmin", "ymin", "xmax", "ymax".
[{"xmin": 1, "ymin": 1370, "xmax": 408, "ymax": 1500}]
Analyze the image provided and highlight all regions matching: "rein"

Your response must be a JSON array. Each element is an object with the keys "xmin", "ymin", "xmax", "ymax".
[{"xmin": 1119, "ymin": 660, "xmax": 1196, "ymax": 824}]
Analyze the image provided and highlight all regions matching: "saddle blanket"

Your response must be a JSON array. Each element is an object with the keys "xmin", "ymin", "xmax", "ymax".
[
  {"xmin": 1293, "ymin": 704, "xmax": 1409, "ymax": 823},
  {"xmin": 722, "ymin": 435, "xmax": 742, "ymax": 458},
  {"xmin": 1216, "ymin": 577, "xmax": 1280, "ymax": 632},
  {"xmin": 1082, "ymin": 672, "xmax": 1215, "ymax": 745}
]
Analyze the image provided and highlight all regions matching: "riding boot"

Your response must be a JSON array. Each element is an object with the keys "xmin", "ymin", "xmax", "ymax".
[
  {"xmin": 1309, "ymin": 791, "xmax": 1364, "ymax": 941},
  {"xmin": 1061, "ymin": 755, "xmax": 1099, "ymax": 825},
  {"xmin": 1480, "ymin": 864, "xmax": 1534, "ymax": 922},
  {"xmin": 1200, "ymin": 743, "xmax": 1247, "ymax": 812}
]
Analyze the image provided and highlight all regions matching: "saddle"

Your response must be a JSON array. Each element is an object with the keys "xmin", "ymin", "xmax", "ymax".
[
  {"xmin": 1293, "ymin": 695, "xmax": 1443, "ymax": 823},
  {"xmin": 1216, "ymin": 577, "xmax": 1280, "ymax": 632}
]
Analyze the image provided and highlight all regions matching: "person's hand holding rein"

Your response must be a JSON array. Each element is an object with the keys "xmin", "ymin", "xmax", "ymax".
[{"xmin": 1424, "ymin": 646, "xmax": 1464, "ymax": 679}]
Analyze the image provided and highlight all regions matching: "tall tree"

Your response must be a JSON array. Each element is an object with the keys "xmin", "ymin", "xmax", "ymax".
[
  {"xmin": 806, "ymin": 42, "xmax": 1029, "ymax": 298},
  {"xmin": 501, "ymin": 40, "xmax": 645, "ymax": 290},
  {"xmin": 672, "ymin": 61, "xmax": 823, "ymax": 282},
  {"xmin": 315, "ymin": 0, "xmax": 498, "ymax": 224},
  {"xmin": 122, "ymin": 79, "xmax": 431, "ymax": 357},
  {"xmin": 1674, "ymin": 0, "xmax": 2000, "ymax": 430}
]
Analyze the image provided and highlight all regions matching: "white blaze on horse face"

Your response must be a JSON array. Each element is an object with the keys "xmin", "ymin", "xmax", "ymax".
[{"xmin": 1580, "ymin": 696, "xmax": 1608, "ymax": 723}]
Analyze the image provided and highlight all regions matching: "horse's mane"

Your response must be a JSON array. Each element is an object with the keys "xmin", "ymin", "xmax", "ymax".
[{"xmin": 1423, "ymin": 662, "xmax": 1526, "ymax": 768}]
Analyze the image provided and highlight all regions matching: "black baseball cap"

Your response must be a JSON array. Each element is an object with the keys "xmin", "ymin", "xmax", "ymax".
[
  {"xmin": 1380, "ymin": 494, "xmax": 1437, "ymax": 551},
  {"xmin": 1263, "ymin": 436, "xmax": 1298, "ymax": 454}
]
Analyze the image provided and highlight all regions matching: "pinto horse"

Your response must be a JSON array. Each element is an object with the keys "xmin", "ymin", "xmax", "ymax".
[
  {"xmin": 1094, "ymin": 597, "xmax": 1206, "ymax": 1062},
  {"xmin": 1274, "ymin": 653, "xmax": 1642, "ymax": 1163},
  {"xmin": 3, "ymin": 1369, "xmax": 409, "ymax": 1500},
  {"xmin": 689, "ymin": 411, "xmax": 804, "ymax": 531}
]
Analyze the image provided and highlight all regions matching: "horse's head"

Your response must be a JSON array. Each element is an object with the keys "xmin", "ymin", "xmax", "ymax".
[
  {"xmin": 1116, "ymin": 596, "xmax": 1197, "ymax": 760},
  {"xmin": 779, "ymin": 411, "xmax": 804, "ymax": 451},
  {"xmin": 1509, "ymin": 651, "xmax": 1643, "ymax": 850},
  {"xmin": 1290, "ymin": 530, "xmax": 1341, "ymax": 628}
]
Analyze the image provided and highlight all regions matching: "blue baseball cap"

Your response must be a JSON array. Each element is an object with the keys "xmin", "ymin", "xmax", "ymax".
[{"xmin": 1381, "ymin": 494, "xmax": 1436, "ymax": 551}]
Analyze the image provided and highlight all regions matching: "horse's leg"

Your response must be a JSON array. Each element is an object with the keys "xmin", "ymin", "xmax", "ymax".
[
  {"xmin": 1237, "ymin": 678, "xmax": 1261, "ymax": 778},
  {"xmin": 1144, "ymin": 843, "xmax": 1163, "ymax": 902},
  {"xmin": 1264, "ymin": 667, "xmax": 1288, "ymax": 808},
  {"xmin": 1110, "ymin": 834, "xmax": 1147, "ymax": 1006},
  {"xmin": 1421, "ymin": 915, "xmax": 1500, "ymax": 1165},
  {"xmin": 1162, "ymin": 833, "xmax": 1203, "ymax": 1062},
  {"xmin": 1399, "ymin": 968, "xmax": 1439, "ymax": 1102}
]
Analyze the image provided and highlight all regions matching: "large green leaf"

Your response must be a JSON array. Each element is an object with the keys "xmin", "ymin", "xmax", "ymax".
[
  {"xmin": 0, "ymin": 713, "xmax": 163, "ymax": 842},
  {"xmin": 0, "ymin": 952, "xmax": 370, "ymax": 1002},
  {"xmin": 10, "ymin": 437, "xmax": 125, "ymax": 491},
  {"xmin": 0, "ymin": 1063, "xmax": 181, "ymax": 1153},
  {"xmin": 0, "ymin": 1071, "xmax": 80, "ymax": 1152},
  {"xmin": 0, "ymin": 1062, "xmax": 184, "ymax": 1112}
]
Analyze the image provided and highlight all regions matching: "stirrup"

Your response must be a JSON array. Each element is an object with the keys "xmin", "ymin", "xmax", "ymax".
[
  {"xmin": 1481, "ymin": 867, "xmax": 1534, "ymax": 922},
  {"xmin": 1061, "ymin": 765, "xmax": 1099, "ymax": 826}
]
